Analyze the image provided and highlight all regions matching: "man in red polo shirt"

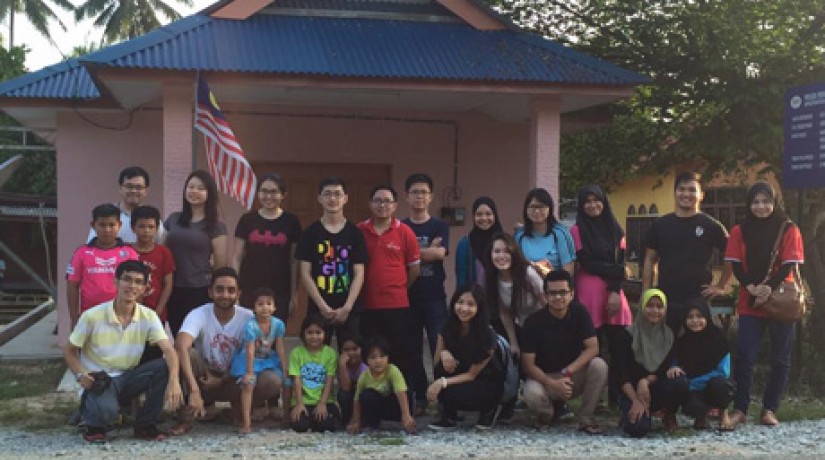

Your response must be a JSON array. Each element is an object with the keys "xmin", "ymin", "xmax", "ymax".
[{"xmin": 358, "ymin": 184, "xmax": 426, "ymax": 410}]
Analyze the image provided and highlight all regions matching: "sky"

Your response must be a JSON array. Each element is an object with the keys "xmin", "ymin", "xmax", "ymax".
[{"xmin": 2, "ymin": 1, "xmax": 209, "ymax": 71}]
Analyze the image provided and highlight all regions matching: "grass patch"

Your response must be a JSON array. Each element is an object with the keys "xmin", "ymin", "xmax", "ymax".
[
  {"xmin": 0, "ymin": 361, "xmax": 65, "ymax": 400},
  {"xmin": 768, "ymin": 397, "xmax": 825, "ymax": 422}
]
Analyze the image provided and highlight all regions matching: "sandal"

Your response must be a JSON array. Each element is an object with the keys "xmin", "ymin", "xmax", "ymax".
[
  {"xmin": 578, "ymin": 423, "xmax": 603, "ymax": 435},
  {"xmin": 168, "ymin": 422, "xmax": 192, "ymax": 436},
  {"xmin": 662, "ymin": 412, "xmax": 679, "ymax": 433},
  {"xmin": 718, "ymin": 410, "xmax": 736, "ymax": 432},
  {"xmin": 728, "ymin": 409, "xmax": 747, "ymax": 427},
  {"xmin": 693, "ymin": 417, "xmax": 709, "ymax": 430},
  {"xmin": 760, "ymin": 409, "xmax": 779, "ymax": 426}
]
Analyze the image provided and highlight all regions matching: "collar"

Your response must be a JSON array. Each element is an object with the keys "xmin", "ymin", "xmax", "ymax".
[
  {"xmin": 105, "ymin": 300, "xmax": 140, "ymax": 325},
  {"xmin": 361, "ymin": 218, "xmax": 401, "ymax": 236},
  {"xmin": 87, "ymin": 237, "xmax": 128, "ymax": 248}
]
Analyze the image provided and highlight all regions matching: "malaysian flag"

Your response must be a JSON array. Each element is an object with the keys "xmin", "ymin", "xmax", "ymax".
[{"xmin": 195, "ymin": 76, "xmax": 256, "ymax": 209}]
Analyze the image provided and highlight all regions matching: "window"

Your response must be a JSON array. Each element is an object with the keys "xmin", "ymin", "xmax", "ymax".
[
  {"xmin": 626, "ymin": 215, "xmax": 656, "ymax": 266},
  {"xmin": 701, "ymin": 186, "xmax": 747, "ymax": 264}
]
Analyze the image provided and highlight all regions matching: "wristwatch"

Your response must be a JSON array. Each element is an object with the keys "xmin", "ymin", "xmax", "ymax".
[
  {"xmin": 561, "ymin": 368, "xmax": 573, "ymax": 378},
  {"xmin": 76, "ymin": 372, "xmax": 85, "ymax": 382}
]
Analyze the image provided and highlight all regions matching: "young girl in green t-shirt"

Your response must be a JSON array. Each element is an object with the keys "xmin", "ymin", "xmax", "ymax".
[
  {"xmin": 288, "ymin": 315, "xmax": 340, "ymax": 432},
  {"xmin": 346, "ymin": 336, "xmax": 417, "ymax": 434}
]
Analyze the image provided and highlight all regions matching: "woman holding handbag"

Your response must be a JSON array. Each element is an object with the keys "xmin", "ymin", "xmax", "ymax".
[{"xmin": 724, "ymin": 182, "xmax": 804, "ymax": 427}]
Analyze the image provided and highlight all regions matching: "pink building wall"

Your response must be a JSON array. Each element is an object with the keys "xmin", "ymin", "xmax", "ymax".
[{"xmin": 54, "ymin": 102, "xmax": 540, "ymax": 343}]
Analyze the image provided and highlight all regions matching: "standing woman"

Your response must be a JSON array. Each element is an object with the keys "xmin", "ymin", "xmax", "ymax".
[
  {"xmin": 571, "ymin": 185, "xmax": 631, "ymax": 404},
  {"xmin": 725, "ymin": 182, "xmax": 804, "ymax": 427},
  {"xmin": 514, "ymin": 188, "xmax": 575, "ymax": 277},
  {"xmin": 165, "ymin": 170, "xmax": 228, "ymax": 335},
  {"xmin": 427, "ymin": 285, "xmax": 504, "ymax": 430},
  {"xmin": 483, "ymin": 232, "xmax": 544, "ymax": 357},
  {"xmin": 233, "ymin": 173, "xmax": 302, "ymax": 321},
  {"xmin": 455, "ymin": 197, "xmax": 502, "ymax": 288}
]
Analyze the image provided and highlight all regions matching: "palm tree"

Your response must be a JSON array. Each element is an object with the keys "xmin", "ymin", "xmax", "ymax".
[
  {"xmin": 0, "ymin": 0, "xmax": 75, "ymax": 47},
  {"xmin": 75, "ymin": 0, "xmax": 193, "ymax": 44}
]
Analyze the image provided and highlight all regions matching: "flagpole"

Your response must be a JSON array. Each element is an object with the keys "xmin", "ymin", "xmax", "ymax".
[{"xmin": 192, "ymin": 70, "xmax": 200, "ymax": 172}]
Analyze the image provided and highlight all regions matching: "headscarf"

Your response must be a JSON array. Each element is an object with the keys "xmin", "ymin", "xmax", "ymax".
[
  {"xmin": 671, "ymin": 301, "xmax": 729, "ymax": 377},
  {"xmin": 468, "ymin": 196, "xmax": 502, "ymax": 262},
  {"xmin": 575, "ymin": 185, "xmax": 625, "ymax": 264},
  {"xmin": 740, "ymin": 182, "xmax": 789, "ymax": 283},
  {"xmin": 627, "ymin": 289, "xmax": 673, "ymax": 373}
]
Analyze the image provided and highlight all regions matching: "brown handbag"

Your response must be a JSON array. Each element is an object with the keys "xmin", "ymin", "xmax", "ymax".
[{"xmin": 754, "ymin": 221, "xmax": 807, "ymax": 322}]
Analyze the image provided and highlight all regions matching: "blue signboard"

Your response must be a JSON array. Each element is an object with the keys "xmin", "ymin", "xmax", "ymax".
[{"xmin": 784, "ymin": 83, "xmax": 825, "ymax": 189}]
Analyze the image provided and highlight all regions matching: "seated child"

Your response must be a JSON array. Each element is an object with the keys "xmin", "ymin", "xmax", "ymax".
[
  {"xmin": 347, "ymin": 337, "xmax": 416, "ymax": 434},
  {"xmin": 289, "ymin": 315, "xmax": 340, "ymax": 432},
  {"xmin": 337, "ymin": 335, "xmax": 367, "ymax": 424},
  {"xmin": 229, "ymin": 287, "xmax": 287, "ymax": 433}
]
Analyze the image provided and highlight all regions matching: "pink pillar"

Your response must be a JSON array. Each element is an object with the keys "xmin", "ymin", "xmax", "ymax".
[
  {"xmin": 162, "ymin": 81, "xmax": 194, "ymax": 216},
  {"xmin": 528, "ymin": 97, "xmax": 562, "ymax": 210}
]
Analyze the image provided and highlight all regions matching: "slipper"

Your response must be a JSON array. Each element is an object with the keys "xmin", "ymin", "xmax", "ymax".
[
  {"xmin": 693, "ymin": 417, "xmax": 709, "ymax": 430},
  {"xmin": 168, "ymin": 422, "xmax": 192, "ymax": 436},
  {"xmin": 728, "ymin": 410, "xmax": 747, "ymax": 427},
  {"xmin": 760, "ymin": 409, "xmax": 779, "ymax": 426},
  {"xmin": 578, "ymin": 423, "xmax": 603, "ymax": 435},
  {"xmin": 662, "ymin": 413, "xmax": 679, "ymax": 433}
]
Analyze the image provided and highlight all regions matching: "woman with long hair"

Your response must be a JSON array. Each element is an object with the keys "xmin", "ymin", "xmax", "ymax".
[
  {"xmin": 483, "ymin": 232, "xmax": 544, "ymax": 358},
  {"xmin": 455, "ymin": 197, "xmax": 502, "ymax": 288},
  {"xmin": 164, "ymin": 170, "xmax": 228, "ymax": 335},
  {"xmin": 725, "ymin": 182, "xmax": 804, "ymax": 427},
  {"xmin": 427, "ymin": 285, "xmax": 504, "ymax": 430},
  {"xmin": 571, "ymin": 185, "xmax": 631, "ymax": 404},
  {"xmin": 514, "ymin": 188, "xmax": 575, "ymax": 277},
  {"xmin": 232, "ymin": 173, "xmax": 302, "ymax": 321}
]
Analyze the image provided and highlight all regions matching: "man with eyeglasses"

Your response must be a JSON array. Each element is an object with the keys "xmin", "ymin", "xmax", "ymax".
[
  {"xmin": 87, "ymin": 166, "xmax": 166, "ymax": 243},
  {"xmin": 296, "ymin": 177, "xmax": 368, "ymax": 347},
  {"xmin": 65, "ymin": 260, "xmax": 182, "ymax": 443},
  {"xmin": 521, "ymin": 269, "xmax": 607, "ymax": 434},
  {"xmin": 358, "ymin": 185, "xmax": 425, "ymax": 411}
]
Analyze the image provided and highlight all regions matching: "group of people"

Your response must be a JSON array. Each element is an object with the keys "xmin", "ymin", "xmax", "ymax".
[{"xmin": 64, "ymin": 167, "xmax": 804, "ymax": 442}]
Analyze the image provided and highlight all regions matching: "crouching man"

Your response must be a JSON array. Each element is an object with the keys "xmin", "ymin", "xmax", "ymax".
[{"xmin": 64, "ymin": 260, "xmax": 182, "ymax": 443}]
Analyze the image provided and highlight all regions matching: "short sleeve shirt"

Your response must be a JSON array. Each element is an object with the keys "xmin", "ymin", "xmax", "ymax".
[
  {"xmin": 522, "ymin": 304, "xmax": 596, "ymax": 374},
  {"xmin": 134, "ymin": 244, "xmax": 175, "ymax": 317},
  {"xmin": 725, "ymin": 224, "xmax": 804, "ymax": 317},
  {"xmin": 69, "ymin": 301, "xmax": 167, "ymax": 376},
  {"xmin": 354, "ymin": 364, "xmax": 408, "ymax": 398},
  {"xmin": 515, "ymin": 223, "xmax": 576, "ymax": 270},
  {"xmin": 402, "ymin": 217, "xmax": 450, "ymax": 301},
  {"xmin": 358, "ymin": 219, "xmax": 421, "ymax": 310},
  {"xmin": 164, "ymin": 212, "xmax": 228, "ymax": 288},
  {"xmin": 235, "ymin": 211, "xmax": 302, "ymax": 301},
  {"xmin": 179, "ymin": 304, "xmax": 253, "ymax": 373},
  {"xmin": 288, "ymin": 345, "xmax": 338, "ymax": 406},
  {"xmin": 645, "ymin": 213, "xmax": 728, "ymax": 302},
  {"xmin": 296, "ymin": 221, "xmax": 368, "ymax": 309},
  {"xmin": 66, "ymin": 241, "xmax": 139, "ymax": 312}
]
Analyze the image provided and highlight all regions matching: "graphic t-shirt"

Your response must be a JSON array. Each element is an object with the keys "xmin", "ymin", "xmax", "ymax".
[
  {"xmin": 289, "ymin": 345, "xmax": 338, "ymax": 406},
  {"xmin": 645, "ymin": 213, "xmax": 728, "ymax": 302},
  {"xmin": 66, "ymin": 240, "xmax": 139, "ymax": 312},
  {"xmin": 234, "ymin": 211, "xmax": 302, "ymax": 306},
  {"xmin": 134, "ymin": 244, "xmax": 175, "ymax": 320},
  {"xmin": 178, "ymin": 303, "xmax": 253, "ymax": 373},
  {"xmin": 296, "ymin": 221, "xmax": 368, "ymax": 310},
  {"xmin": 402, "ymin": 217, "xmax": 450, "ymax": 301},
  {"xmin": 354, "ymin": 364, "xmax": 408, "ymax": 398}
]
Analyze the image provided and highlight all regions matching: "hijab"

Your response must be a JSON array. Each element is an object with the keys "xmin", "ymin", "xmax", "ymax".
[
  {"xmin": 575, "ymin": 185, "xmax": 625, "ymax": 264},
  {"xmin": 740, "ymin": 182, "xmax": 789, "ymax": 282},
  {"xmin": 671, "ymin": 302, "xmax": 729, "ymax": 377},
  {"xmin": 468, "ymin": 196, "xmax": 503, "ymax": 262},
  {"xmin": 627, "ymin": 289, "xmax": 673, "ymax": 373}
]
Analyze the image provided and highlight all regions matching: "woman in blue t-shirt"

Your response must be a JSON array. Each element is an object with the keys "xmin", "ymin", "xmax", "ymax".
[{"xmin": 514, "ymin": 188, "xmax": 575, "ymax": 277}]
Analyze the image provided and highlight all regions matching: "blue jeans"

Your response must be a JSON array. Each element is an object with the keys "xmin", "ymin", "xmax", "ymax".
[
  {"xmin": 410, "ymin": 296, "xmax": 448, "ymax": 357},
  {"xmin": 734, "ymin": 315, "xmax": 795, "ymax": 413},
  {"xmin": 82, "ymin": 358, "xmax": 169, "ymax": 429}
]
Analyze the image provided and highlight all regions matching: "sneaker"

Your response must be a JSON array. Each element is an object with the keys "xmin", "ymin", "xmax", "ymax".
[
  {"xmin": 133, "ymin": 424, "xmax": 168, "ymax": 441},
  {"xmin": 82, "ymin": 426, "xmax": 107, "ymax": 443},
  {"xmin": 428, "ymin": 417, "xmax": 457, "ymax": 431},
  {"xmin": 475, "ymin": 407, "xmax": 501, "ymax": 430}
]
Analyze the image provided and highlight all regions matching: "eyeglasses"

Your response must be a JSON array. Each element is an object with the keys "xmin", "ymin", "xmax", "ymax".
[
  {"xmin": 527, "ymin": 204, "xmax": 549, "ymax": 211},
  {"xmin": 371, "ymin": 199, "xmax": 396, "ymax": 206},
  {"xmin": 121, "ymin": 184, "xmax": 146, "ymax": 192},
  {"xmin": 545, "ymin": 290, "xmax": 571, "ymax": 297},
  {"xmin": 259, "ymin": 188, "xmax": 281, "ymax": 196},
  {"xmin": 118, "ymin": 275, "xmax": 146, "ymax": 286},
  {"xmin": 321, "ymin": 191, "xmax": 345, "ymax": 199},
  {"xmin": 407, "ymin": 190, "xmax": 431, "ymax": 196}
]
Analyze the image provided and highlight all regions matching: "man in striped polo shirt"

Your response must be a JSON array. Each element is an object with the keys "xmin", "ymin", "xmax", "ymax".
[{"xmin": 64, "ymin": 260, "xmax": 183, "ymax": 443}]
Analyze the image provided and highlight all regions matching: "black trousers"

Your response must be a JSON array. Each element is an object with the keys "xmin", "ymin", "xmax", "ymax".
[
  {"xmin": 359, "ymin": 389, "xmax": 414, "ymax": 427},
  {"xmin": 434, "ymin": 363, "xmax": 502, "ymax": 419},
  {"xmin": 659, "ymin": 376, "xmax": 734, "ymax": 418},
  {"xmin": 167, "ymin": 286, "xmax": 210, "ymax": 337},
  {"xmin": 290, "ymin": 403, "xmax": 340, "ymax": 433}
]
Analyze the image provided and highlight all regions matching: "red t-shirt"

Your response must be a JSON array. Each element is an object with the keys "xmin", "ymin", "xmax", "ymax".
[
  {"xmin": 725, "ymin": 224, "xmax": 804, "ymax": 317},
  {"xmin": 66, "ymin": 241, "xmax": 139, "ymax": 312},
  {"xmin": 135, "ymin": 244, "xmax": 176, "ymax": 321},
  {"xmin": 357, "ymin": 218, "xmax": 421, "ymax": 310}
]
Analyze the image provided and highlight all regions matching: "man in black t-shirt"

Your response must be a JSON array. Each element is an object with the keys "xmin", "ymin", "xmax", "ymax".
[
  {"xmin": 522, "ymin": 270, "xmax": 607, "ymax": 433},
  {"xmin": 296, "ymin": 177, "xmax": 368, "ymax": 346},
  {"xmin": 642, "ymin": 171, "xmax": 730, "ymax": 331}
]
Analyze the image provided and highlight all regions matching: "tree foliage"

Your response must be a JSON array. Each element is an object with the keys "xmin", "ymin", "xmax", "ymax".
[
  {"xmin": 0, "ymin": 0, "xmax": 75, "ymax": 45},
  {"xmin": 75, "ymin": 0, "xmax": 193, "ymax": 44}
]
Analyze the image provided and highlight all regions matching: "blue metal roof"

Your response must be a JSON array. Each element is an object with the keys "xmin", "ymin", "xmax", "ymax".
[{"xmin": 0, "ymin": 9, "xmax": 647, "ymax": 100}]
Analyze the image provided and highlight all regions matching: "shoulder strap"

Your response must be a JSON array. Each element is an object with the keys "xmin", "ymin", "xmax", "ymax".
[{"xmin": 761, "ymin": 220, "xmax": 792, "ymax": 284}]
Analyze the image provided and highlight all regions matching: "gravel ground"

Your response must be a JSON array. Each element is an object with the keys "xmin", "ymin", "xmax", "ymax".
[{"xmin": 1, "ymin": 411, "xmax": 824, "ymax": 459}]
